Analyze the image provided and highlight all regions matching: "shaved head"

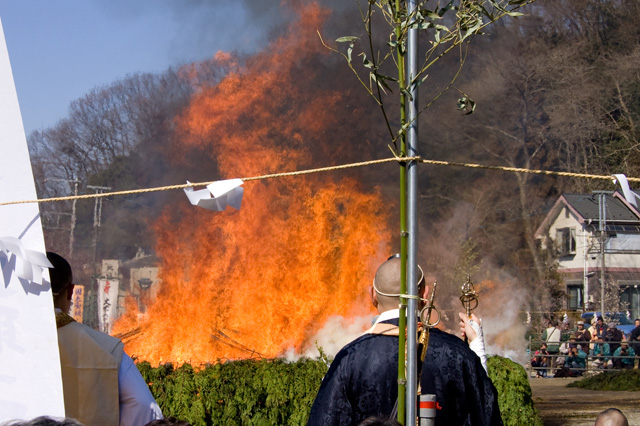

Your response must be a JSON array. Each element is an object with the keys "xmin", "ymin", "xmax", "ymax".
[
  {"xmin": 375, "ymin": 257, "xmax": 402, "ymax": 293},
  {"xmin": 595, "ymin": 408, "xmax": 628, "ymax": 426},
  {"xmin": 373, "ymin": 257, "xmax": 425, "ymax": 312}
]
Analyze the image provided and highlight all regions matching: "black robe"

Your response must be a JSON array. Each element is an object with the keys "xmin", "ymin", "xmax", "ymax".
[{"xmin": 307, "ymin": 320, "xmax": 502, "ymax": 426}]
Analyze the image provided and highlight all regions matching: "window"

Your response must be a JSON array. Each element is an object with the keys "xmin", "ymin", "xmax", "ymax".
[
  {"xmin": 567, "ymin": 284, "xmax": 583, "ymax": 311},
  {"xmin": 619, "ymin": 283, "xmax": 640, "ymax": 320},
  {"xmin": 557, "ymin": 227, "xmax": 576, "ymax": 255}
]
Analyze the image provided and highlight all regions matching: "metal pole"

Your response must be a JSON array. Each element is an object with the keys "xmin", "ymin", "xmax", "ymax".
[
  {"xmin": 87, "ymin": 184, "xmax": 111, "ymax": 266},
  {"xmin": 583, "ymin": 231, "xmax": 588, "ymax": 311},
  {"xmin": 418, "ymin": 394, "xmax": 436, "ymax": 426},
  {"xmin": 599, "ymin": 193, "xmax": 606, "ymax": 316},
  {"xmin": 528, "ymin": 335, "xmax": 532, "ymax": 377},
  {"xmin": 45, "ymin": 177, "xmax": 80, "ymax": 257},
  {"xmin": 406, "ymin": 0, "xmax": 419, "ymax": 424},
  {"xmin": 69, "ymin": 177, "xmax": 78, "ymax": 256},
  {"xmin": 87, "ymin": 185, "xmax": 111, "ymax": 328}
]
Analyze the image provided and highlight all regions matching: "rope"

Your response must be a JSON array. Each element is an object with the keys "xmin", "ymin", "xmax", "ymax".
[
  {"xmin": 372, "ymin": 263, "xmax": 425, "ymax": 302},
  {"xmin": 419, "ymin": 159, "xmax": 639, "ymax": 181},
  {"xmin": 0, "ymin": 156, "xmax": 637, "ymax": 206}
]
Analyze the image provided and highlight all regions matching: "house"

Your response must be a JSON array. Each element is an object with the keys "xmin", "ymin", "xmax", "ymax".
[
  {"xmin": 74, "ymin": 252, "xmax": 162, "ymax": 331},
  {"xmin": 535, "ymin": 190, "xmax": 640, "ymax": 318}
]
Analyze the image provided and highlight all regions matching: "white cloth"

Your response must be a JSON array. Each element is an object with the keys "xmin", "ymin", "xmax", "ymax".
[
  {"xmin": 374, "ymin": 309, "xmax": 488, "ymax": 371},
  {"xmin": 55, "ymin": 309, "xmax": 163, "ymax": 426},
  {"xmin": 118, "ymin": 353, "xmax": 163, "ymax": 426},
  {"xmin": 467, "ymin": 318, "xmax": 488, "ymax": 373},
  {"xmin": 373, "ymin": 309, "xmax": 402, "ymax": 325}
]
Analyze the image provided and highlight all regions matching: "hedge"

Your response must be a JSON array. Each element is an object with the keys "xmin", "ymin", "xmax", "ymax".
[
  {"xmin": 568, "ymin": 369, "xmax": 640, "ymax": 391},
  {"xmin": 137, "ymin": 355, "xmax": 540, "ymax": 425},
  {"xmin": 138, "ymin": 358, "xmax": 327, "ymax": 426},
  {"xmin": 487, "ymin": 356, "xmax": 544, "ymax": 426}
]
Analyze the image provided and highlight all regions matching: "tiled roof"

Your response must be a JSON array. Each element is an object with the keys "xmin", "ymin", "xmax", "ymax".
[{"xmin": 563, "ymin": 193, "xmax": 639, "ymax": 223}]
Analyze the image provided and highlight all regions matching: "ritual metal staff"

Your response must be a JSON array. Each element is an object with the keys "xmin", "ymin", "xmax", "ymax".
[
  {"xmin": 459, "ymin": 275, "xmax": 479, "ymax": 344},
  {"xmin": 417, "ymin": 282, "xmax": 439, "ymax": 426},
  {"xmin": 418, "ymin": 281, "xmax": 439, "ymax": 362}
]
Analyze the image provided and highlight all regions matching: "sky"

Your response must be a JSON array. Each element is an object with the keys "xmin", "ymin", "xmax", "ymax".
[{"xmin": 0, "ymin": 1, "xmax": 288, "ymax": 136}]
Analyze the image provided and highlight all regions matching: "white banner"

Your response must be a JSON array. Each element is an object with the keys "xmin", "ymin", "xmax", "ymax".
[{"xmin": 98, "ymin": 279, "xmax": 119, "ymax": 334}]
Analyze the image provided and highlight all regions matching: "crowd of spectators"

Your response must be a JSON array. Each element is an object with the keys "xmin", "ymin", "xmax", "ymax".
[{"xmin": 532, "ymin": 317, "xmax": 640, "ymax": 376}]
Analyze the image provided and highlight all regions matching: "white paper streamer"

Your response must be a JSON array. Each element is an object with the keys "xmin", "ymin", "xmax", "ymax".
[
  {"xmin": 612, "ymin": 174, "xmax": 640, "ymax": 208},
  {"xmin": 0, "ymin": 236, "xmax": 52, "ymax": 285},
  {"xmin": 184, "ymin": 179, "xmax": 244, "ymax": 211}
]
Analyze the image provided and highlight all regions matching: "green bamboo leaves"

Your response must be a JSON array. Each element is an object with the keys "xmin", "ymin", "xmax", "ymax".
[{"xmin": 325, "ymin": 0, "xmax": 535, "ymax": 141}]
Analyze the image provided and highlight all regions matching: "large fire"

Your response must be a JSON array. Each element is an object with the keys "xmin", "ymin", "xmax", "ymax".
[{"xmin": 112, "ymin": 3, "xmax": 393, "ymax": 365}]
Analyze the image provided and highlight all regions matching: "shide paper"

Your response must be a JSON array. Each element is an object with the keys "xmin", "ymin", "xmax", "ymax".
[
  {"xmin": 0, "ymin": 236, "xmax": 52, "ymax": 285},
  {"xmin": 184, "ymin": 179, "xmax": 244, "ymax": 211},
  {"xmin": 612, "ymin": 174, "xmax": 640, "ymax": 208}
]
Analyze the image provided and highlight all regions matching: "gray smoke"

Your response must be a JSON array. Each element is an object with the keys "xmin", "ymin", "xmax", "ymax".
[{"xmin": 93, "ymin": 0, "xmax": 358, "ymax": 64}]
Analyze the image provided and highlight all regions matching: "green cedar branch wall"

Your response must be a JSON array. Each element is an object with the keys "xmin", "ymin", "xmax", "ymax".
[{"xmin": 137, "ymin": 355, "xmax": 540, "ymax": 425}]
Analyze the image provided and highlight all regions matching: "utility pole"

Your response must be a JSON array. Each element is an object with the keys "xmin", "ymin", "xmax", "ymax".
[
  {"xmin": 45, "ymin": 177, "xmax": 80, "ymax": 256},
  {"xmin": 87, "ymin": 184, "xmax": 111, "ymax": 267},
  {"xmin": 69, "ymin": 178, "xmax": 79, "ymax": 256},
  {"xmin": 600, "ymin": 193, "xmax": 605, "ymax": 316},
  {"xmin": 596, "ymin": 191, "xmax": 613, "ymax": 316},
  {"xmin": 583, "ymin": 231, "xmax": 588, "ymax": 311},
  {"xmin": 86, "ymin": 185, "xmax": 111, "ymax": 328}
]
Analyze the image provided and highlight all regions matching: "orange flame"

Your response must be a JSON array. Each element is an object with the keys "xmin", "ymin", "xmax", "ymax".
[{"xmin": 112, "ymin": 3, "xmax": 392, "ymax": 365}]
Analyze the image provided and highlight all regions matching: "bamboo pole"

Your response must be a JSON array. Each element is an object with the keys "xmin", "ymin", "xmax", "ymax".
[{"xmin": 395, "ymin": 0, "xmax": 408, "ymax": 423}]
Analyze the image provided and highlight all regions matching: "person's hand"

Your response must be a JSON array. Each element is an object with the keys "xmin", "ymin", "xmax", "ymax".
[{"xmin": 459, "ymin": 312, "xmax": 481, "ymax": 342}]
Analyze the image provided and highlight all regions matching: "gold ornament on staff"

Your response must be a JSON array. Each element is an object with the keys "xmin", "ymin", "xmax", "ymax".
[
  {"xmin": 419, "ymin": 281, "xmax": 439, "ymax": 362},
  {"xmin": 459, "ymin": 275, "xmax": 479, "ymax": 343}
]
